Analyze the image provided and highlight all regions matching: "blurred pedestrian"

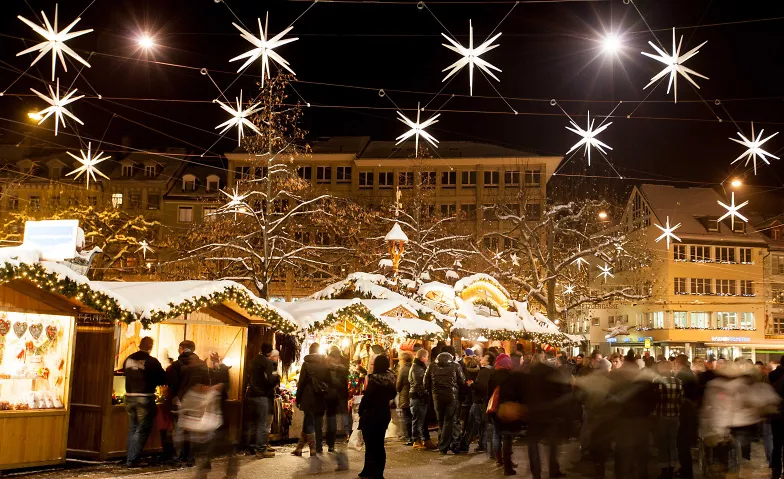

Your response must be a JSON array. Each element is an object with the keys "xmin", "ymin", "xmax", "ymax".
[
  {"xmin": 488, "ymin": 353, "xmax": 513, "ymax": 466},
  {"xmin": 459, "ymin": 349, "xmax": 480, "ymax": 449},
  {"xmin": 424, "ymin": 344, "xmax": 466, "ymax": 454},
  {"xmin": 246, "ymin": 343, "xmax": 279, "ymax": 458},
  {"xmin": 526, "ymin": 351, "xmax": 568, "ymax": 479},
  {"xmin": 397, "ymin": 351, "xmax": 414, "ymax": 445},
  {"xmin": 167, "ymin": 340, "xmax": 209, "ymax": 467},
  {"xmin": 574, "ymin": 357, "xmax": 613, "ymax": 478},
  {"xmin": 358, "ymin": 355, "xmax": 397, "ymax": 479},
  {"xmin": 292, "ymin": 343, "xmax": 329, "ymax": 458},
  {"xmin": 769, "ymin": 356, "xmax": 784, "ymax": 479},
  {"xmin": 673, "ymin": 354, "xmax": 697, "ymax": 479},
  {"xmin": 123, "ymin": 336, "xmax": 166, "ymax": 467},
  {"xmin": 327, "ymin": 347, "xmax": 350, "ymax": 471},
  {"xmin": 653, "ymin": 359, "xmax": 683, "ymax": 479},
  {"xmin": 462, "ymin": 351, "xmax": 494, "ymax": 453}
]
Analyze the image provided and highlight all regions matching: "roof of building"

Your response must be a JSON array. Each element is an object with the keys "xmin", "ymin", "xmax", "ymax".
[
  {"xmin": 358, "ymin": 140, "xmax": 540, "ymax": 159},
  {"xmin": 164, "ymin": 157, "xmax": 228, "ymax": 199}
]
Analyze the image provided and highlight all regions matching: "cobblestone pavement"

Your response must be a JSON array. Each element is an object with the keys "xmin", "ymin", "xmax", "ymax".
[{"xmin": 5, "ymin": 439, "xmax": 777, "ymax": 479}]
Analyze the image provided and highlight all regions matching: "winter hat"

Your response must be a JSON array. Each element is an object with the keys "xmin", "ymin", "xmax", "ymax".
[
  {"xmin": 464, "ymin": 348, "xmax": 475, "ymax": 357},
  {"xmin": 495, "ymin": 353, "xmax": 512, "ymax": 370}
]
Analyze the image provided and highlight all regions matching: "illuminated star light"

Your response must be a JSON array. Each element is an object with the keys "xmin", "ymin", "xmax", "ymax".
[
  {"xmin": 730, "ymin": 122, "xmax": 779, "ymax": 175},
  {"xmin": 565, "ymin": 111, "xmax": 612, "ymax": 166},
  {"xmin": 215, "ymin": 90, "xmax": 263, "ymax": 146},
  {"xmin": 30, "ymin": 78, "xmax": 84, "ymax": 136},
  {"xmin": 229, "ymin": 12, "xmax": 298, "ymax": 87},
  {"xmin": 572, "ymin": 245, "xmax": 590, "ymax": 271},
  {"xmin": 510, "ymin": 253, "xmax": 520, "ymax": 266},
  {"xmin": 16, "ymin": 4, "xmax": 93, "ymax": 81},
  {"xmin": 441, "ymin": 20, "xmax": 502, "ymax": 96},
  {"xmin": 563, "ymin": 284, "xmax": 575, "ymax": 295},
  {"xmin": 597, "ymin": 263, "xmax": 614, "ymax": 283},
  {"xmin": 136, "ymin": 240, "xmax": 155, "ymax": 259},
  {"xmin": 641, "ymin": 28, "xmax": 708, "ymax": 104},
  {"xmin": 395, "ymin": 102, "xmax": 440, "ymax": 154},
  {"xmin": 65, "ymin": 142, "xmax": 108, "ymax": 188},
  {"xmin": 220, "ymin": 185, "xmax": 251, "ymax": 218},
  {"xmin": 717, "ymin": 192, "xmax": 749, "ymax": 230},
  {"xmin": 654, "ymin": 216, "xmax": 682, "ymax": 250}
]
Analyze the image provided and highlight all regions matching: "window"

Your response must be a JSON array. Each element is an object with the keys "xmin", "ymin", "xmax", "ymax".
[
  {"xmin": 505, "ymin": 170, "xmax": 520, "ymax": 186},
  {"xmin": 674, "ymin": 277, "xmax": 687, "ymax": 294},
  {"xmin": 203, "ymin": 207, "xmax": 217, "ymax": 220},
  {"xmin": 483, "ymin": 171, "xmax": 499, "ymax": 187},
  {"xmin": 690, "ymin": 312, "xmax": 710, "ymax": 329},
  {"xmin": 420, "ymin": 171, "xmax": 436, "ymax": 188},
  {"xmin": 673, "ymin": 244, "xmax": 687, "ymax": 261},
  {"xmin": 690, "ymin": 245, "xmax": 711, "ymax": 262},
  {"xmin": 525, "ymin": 169, "xmax": 541, "ymax": 187},
  {"xmin": 255, "ymin": 167, "xmax": 268, "ymax": 179},
  {"xmin": 182, "ymin": 174, "xmax": 196, "ymax": 192},
  {"xmin": 774, "ymin": 316, "xmax": 784, "ymax": 334},
  {"xmin": 740, "ymin": 312, "xmax": 754, "ymax": 330},
  {"xmin": 87, "ymin": 196, "xmax": 97, "ymax": 206},
  {"xmin": 206, "ymin": 175, "xmax": 220, "ymax": 192},
  {"xmin": 706, "ymin": 218, "xmax": 719, "ymax": 232},
  {"xmin": 178, "ymin": 206, "xmax": 193, "ymax": 223},
  {"xmin": 316, "ymin": 166, "xmax": 331, "ymax": 184},
  {"xmin": 774, "ymin": 286, "xmax": 784, "ymax": 304},
  {"xmin": 460, "ymin": 204, "xmax": 476, "ymax": 220},
  {"xmin": 315, "ymin": 231, "xmax": 331, "ymax": 246},
  {"xmin": 359, "ymin": 171, "xmax": 374, "ymax": 189},
  {"xmin": 483, "ymin": 204, "xmax": 496, "ymax": 220},
  {"xmin": 111, "ymin": 193, "xmax": 123, "ymax": 208},
  {"xmin": 399, "ymin": 171, "xmax": 414, "ymax": 188},
  {"xmin": 461, "ymin": 171, "xmax": 477, "ymax": 187},
  {"xmin": 774, "ymin": 228, "xmax": 782, "ymax": 240},
  {"xmin": 294, "ymin": 231, "xmax": 311, "ymax": 244},
  {"xmin": 739, "ymin": 248, "xmax": 752, "ymax": 264},
  {"xmin": 378, "ymin": 172, "xmax": 394, "ymax": 188},
  {"xmin": 732, "ymin": 222, "xmax": 746, "ymax": 233},
  {"xmin": 234, "ymin": 166, "xmax": 251, "ymax": 181},
  {"xmin": 273, "ymin": 199, "xmax": 289, "ymax": 214},
  {"xmin": 144, "ymin": 165, "xmax": 157, "ymax": 177},
  {"xmin": 673, "ymin": 311, "xmax": 688, "ymax": 328},
  {"xmin": 716, "ymin": 312, "xmax": 738, "ymax": 329},
  {"xmin": 716, "ymin": 279, "xmax": 737, "ymax": 296},
  {"xmin": 297, "ymin": 166, "xmax": 312, "ymax": 180},
  {"xmin": 147, "ymin": 194, "xmax": 160, "ymax": 210},
  {"xmin": 441, "ymin": 171, "xmax": 456, "ymax": 188},
  {"xmin": 651, "ymin": 312, "xmax": 665, "ymax": 329},
  {"xmin": 129, "ymin": 192, "xmax": 141, "ymax": 209},
  {"xmin": 336, "ymin": 166, "xmax": 352, "ymax": 183},
  {"xmin": 715, "ymin": 247, "xmax": 736, "ymax": 263},
  {"xmin": 122, "ymin": 164, "xmax": 134, "ymax": 177},
  {"xmin": 51, "ymin": 166, "xmax": 61, "ymax": 179},
  {"xmin": 690, "ymin": 278, "xmax": 712, "ymax": 294},
  {"xmin": 28, "ymin": 195, "xmax": 40, "ymax": 210},
  {"xmin": 525, "ymin": 203, "xmax": 542, "ymax": 220},
  {"xmin": 51, "ymin": 195, "xmax": 59, "ymax": 206},
  {"xmin": 440, "ymin": 203, "xmax": 456, "ymax": 216},
  {"xmin": 503, "ymin": 237, "xmax": 515, "ymax": 249},
  {"xmin": 737, "ymin": 280, "xmax": 753, "ymax": 296},
  {"xmin": 484, "ymin": 237, "xmax": 499, "ymax": 250}
]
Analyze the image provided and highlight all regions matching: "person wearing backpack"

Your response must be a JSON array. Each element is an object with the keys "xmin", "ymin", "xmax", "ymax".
[{"xmin": 292, "ymin": 343, "xmax": 330, "ymax": 457}]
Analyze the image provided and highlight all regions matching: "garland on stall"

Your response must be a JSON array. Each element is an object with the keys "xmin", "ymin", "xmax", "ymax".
[
  {"xmin": 453, "ymin": 327, "xmax": 576, "ymax": 346},
  {"xmin": 471, "ymin": 298, "xmax": 501, "ymax": 316},
  {"xmin": 308, "ymin": 303, "xmax": 395, "ymax": 336}
]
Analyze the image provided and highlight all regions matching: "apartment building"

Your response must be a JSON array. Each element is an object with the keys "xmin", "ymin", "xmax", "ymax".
[
  {"xmin": 755, "ymin": 216, "xmax": 784, "ymax": 349},
  {"xmin": 582, "ymin": 184, "xmax": 779, "ymax": 361}
]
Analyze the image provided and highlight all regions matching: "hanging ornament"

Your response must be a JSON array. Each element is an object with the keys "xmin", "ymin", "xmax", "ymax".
[
  {"xmin": 13, "ymin": 321, "xmax": 28, "ymax": 339},
  {"xmin": 136, "ymin": 240, "xmax": 154, "ymax": 259},
  {"xmin": 597, "ymin": 263, "xmax": 614, "ymax": 282},
  {"xmin": 441, "ymin": 20, "xmax": 501, "ymax": 96},
  {"xmin": 229, "ymin": 12, "xmax": 298, "ymax": 86},
  {"xmin": 28, "ymin": 323, "xmax": 43, "ymax": 340},
  {"xmin": 395, "ymin": 102, "xmax": 440, "ymax": 154},
  {"xmin": 0, "ymin": 317, "xmax": 9, "ymax": 336},
  {"xmin": 30, "ymin": 78, "xmax": 84, "ymax": 136},
  {"xmin": 16, "ymin": 4, "xmax": 93, "ymax": 81},
  {"xmin": 717, "ymin": 192, "xmax": 749, "ymax": 230},
  {"xmin": 45, "ymin": 324, "xmax": 58, "ymax": 341},
  {"xmin": 65, "ymin": 142, "xmax": 110, "ymax": 188},
  {"xmin": 215, "ymin": 90, "xmax": 263, "ymax": 146},
  {"xmin": 565, "ymin": 111, "xmax": 612, "ymax": 166},
  {"xmin": 510, "ymin": 253, "xmax": 520, "ymax": 266},
  {"xmin": 220, "ymin": 185, "xmax": 251, "ymax": 218},
  {"xmin": 641, "ymin": 28, "xmax": 708, "ymax": 104},
  {"xmin": 572, "ymin": 245, "xmax": 590, "ymax": 271},
  {"xmin": 729, "ymin": 122, "xmax": 779, "ymax": 175},
  {"xmin": 654, "ymin": 216, "xmax": 682, "ymax": 250},
  {"xmin": 563, "ymin": 284, "xmax": 575, "ymax": 295}
]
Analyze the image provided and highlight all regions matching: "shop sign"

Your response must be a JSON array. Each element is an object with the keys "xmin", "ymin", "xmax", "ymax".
[
  {"xmin": 607, "ymin": 337, "xmax": 617, "ymax": 343},
  {"xmin": 710, "ymin": 336, "xmax": 750, "ymax": 342},
  {"xmin": 622, "ymin": 336, "xmax": 653, "ymax": 344},
  {"xmin": 644, "ymin": 338, "xmax": 651, "ymax": 349}
]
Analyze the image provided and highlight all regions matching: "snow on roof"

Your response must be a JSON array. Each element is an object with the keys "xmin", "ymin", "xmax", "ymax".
[
  {"xmin": 418, "ymin": 281, "xmax": 456, "ymax": 301},
  {"xmin": 452, "ymin": 297, "xmax": 524, "ymax": 332},
  {"xmin": 378, "ymin": 258, "xmax": 393, "ymax": 268},
  {"xmin": 384, "ymin": 223, "xmax": 409, "ymax": 242},
  {"xmin": 378, "ymin": 315, "xmax": 443, "ymax": 337},
  {"xmin": 276, "ymin": 298, "xmax": 359, "ymax": 330},
  {"xmin": 454, "ymin": 273, "xmax": 511, "ymax": 298}
]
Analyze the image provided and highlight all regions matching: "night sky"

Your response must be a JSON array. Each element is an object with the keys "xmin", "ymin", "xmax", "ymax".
[{"xmin": 1, "ymin": 0, "xmax": 783, "ymax": 188}]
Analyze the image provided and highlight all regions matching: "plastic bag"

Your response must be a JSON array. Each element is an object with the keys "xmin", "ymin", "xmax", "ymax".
[{"xmin": 348, "ymin": 428, "xmax": 364, "ymax": 450}]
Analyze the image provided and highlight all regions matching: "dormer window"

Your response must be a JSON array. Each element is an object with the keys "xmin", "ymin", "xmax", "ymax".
[
  {"xmin": 773, "ymin": 227, "xmax": 782, "ymax": 240},
  {"xmin": 702, "ymin": 217, "xmax": 719, "ymax": 232},
  {"xmin": 733, "ymin": 222, "xmax": 746, "ymax": 233},
  {"xmin": 182, "ymin": 174, "xmax": 197, "ymax": 192},
  {"xmin": 206, "ymin": 175, "xmax": 220, "ymax": 192},
  {"xmin": 122, "ymin": 164, "xmax": 134, "ymax": 177},
  {"xmin": 144, "ymin": 165, "xmax": 157, "ymax": 177},
  {"xmin": 51, "ymin": 166, "xmax": 61, "ymax": 179}
]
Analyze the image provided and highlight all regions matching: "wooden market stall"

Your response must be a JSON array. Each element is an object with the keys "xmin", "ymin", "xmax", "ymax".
[{"xmin": 66, "ymin": 280, "xmax": 295, "ymax": 461}]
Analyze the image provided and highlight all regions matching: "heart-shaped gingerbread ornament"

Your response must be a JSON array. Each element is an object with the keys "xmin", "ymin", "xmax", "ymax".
[
  {"xmin": 29, "ymin": 323, "xmax": 43, "ymax": 340},
  {"xmin": 46, "ymin": 325, "xmax": 57, "ymax": 341},
  {"xmin": 13, "ymin": 322, "xmax": 27, "ymax": 338},
  {"xmin": 0, "ymin": 319, "xmax": 9, "ymax": 336}
]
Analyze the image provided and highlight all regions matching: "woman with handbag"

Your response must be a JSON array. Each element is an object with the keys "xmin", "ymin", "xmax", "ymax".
[{"xmin": 358, "ymin": 355, "xmax": 397, "ymax": 478}]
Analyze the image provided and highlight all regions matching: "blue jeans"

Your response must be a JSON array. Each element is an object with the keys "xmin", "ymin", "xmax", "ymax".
[
  {"xmin": 491, "ymin": 417, "xmax": 502, "ymax": 458},
  {"xmin": 462, "ymin": 403, "xmax": 486, "ymax": 449},
  {"xmin": 410, "ymin": 398, "xmax": 430, "ymax": 442},
  {"xmin": 342, "ymin": 410, "xmax": 353, "ymax": 438},
  {"xmin": 247, "ymin": 396, "xmax": 271, "ymax": 451},
  {"xmin": 303, "ymin": 411, "xmax": 323, "ymax": 436},
  {"xmin": 126, "ymin": 396, "xmax": 157, "ymax": 465},
  {"xmin": 764, "ymin": 420, "xmax": 773, "ymax": 465}
]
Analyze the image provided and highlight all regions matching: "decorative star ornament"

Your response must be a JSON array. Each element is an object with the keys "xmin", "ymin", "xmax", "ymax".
[
  {"xmin": 641, "ymin": 28, "xmax": 708, "ymax": 104},
  {"xmin": 220, "ymin": 185, "xmax": 251, "ymax": 219},
  {"xmin": 136, "ymin": 240, "xmax": 155, "ymax": 260},
  {"xmin": 230, "ymin": 12, "xmax": 298, "ymax": 86},
  {"xmin": 441, "ymin": 20, "xmax": 502, "ymax": 96},
  {"xmin": 65, "ymin": 142, "xmax": 108, "ymax": 188},
  {"xmin": 510, "ymin": 253, "xmax": 520, "ymax": 266},
  {"xmin": 16, "ymin": 4, "xmax": 93, "ymax": 81},
  {"xmin": 395, "ymin": 102, "xmax": 440, "ymax": 154},
  {"xmin": 717, "ymin": 192, "xmax": 749, "ymax": 230},
  {"xmin": 565, "ymin": 111, "xmax": 612, "ymax": 166},
  {"xmin": 597, "ymin": 263, "xmax": 614, "ymax": 283},
  {"xmin": 30, "ymin": 78, "xmax": 84, "ymax": 136},
  {"xmin": 654, "ymin": 216, "xmax": 682, "ymax": 250},
  {"xmin": 572, "ymin": 245, "xmax": 590, "ymax": 271},
  {"xmin": 729, "ymin": 122, "xmax": 779, "ymax": 175},
  {"xmin": 563, "ymin": 284, "xmax": 575, "ymax": 295},
  {"xmin": 215, "ymin": 90, "xmax": 263, "ymax": 146}
]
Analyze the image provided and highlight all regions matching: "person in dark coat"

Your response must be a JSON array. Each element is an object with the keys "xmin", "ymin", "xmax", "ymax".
[
  {"xmin": 459, "ymin": 349, "xmax": 480, "ymax": 448},
  {"xmin": 674, "ymin": 354, "xmax": 698, "ymax": 479},
  {"xmin": 123, "ymin": 336, "xmax": 166, "ymax": 467},
  {"xmin": 202, "ymin": 352, "xmax": 238, "ymax": 479},
  {"xmin": 409, "ymin": 349, "xmax": 436, "ymax": 450},
  {"xmin": 246, "ymin": 343, "xmax": 279, "ymax": 457},
  {"xmin": 292, "ymin": 343, "xmax": 330, "ymax": 457},
  {"xmin": 462, "ymin": 351, "xmax": 494, "ymax": 452},
  {"xmin": 396, "ymin": 351, "xmax": 414, "ymax": 445},
  {"xmin": 424, "ymin": 346, "xmax": 466, "ymax": 454},
  {"xmin": 770, "ymin": 356, "xmax": 784, "ymax": 479},
  {"xmin": 358, "ymin": 355, "xmax": 397, "ymax": 479},
  {"xmin": 167, "ymin": 340, "xmax": 209, "ymax": 467},
  {"xmin": 327, "ymin": 347, "xmax": 350, "ymax": 471},
  {"xmin": 525, "ymin": 352, "xmax": 569, "ymax": 479}
]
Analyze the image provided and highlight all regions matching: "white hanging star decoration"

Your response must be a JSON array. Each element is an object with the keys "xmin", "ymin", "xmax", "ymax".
[
  {"xmin": 395, "ymin": 102, "xmax": 440, "ymax": 154},
  {"xmin": 510, "ymin": 253, "xmax": 520, "ymax": 266},
  {"xmin": 220, "ymin": 185, "xmax": 251, "ymax": 219},
  {"xmin": 136, "ymin": 240, "xmax": 155, "ymax": 260},
  {"xmin": 65, "ymin": 142, "xmax": 108, "ymax": 188},
  {"xmin": 717, "ymin": 192, "xmax": 749, "ymax": 230},
  {"xmin": 441, "ymin": 20, "xmax": 502, "ymax": 96},
  {"xmin": 641, "ymin": 28, "xmax": 708, "ymax": 104},
  {"xmin": 565, "ymin": 111, "xmax": 612, "ymax": 166},
  {"xmin": 16, "ymin": 4, "xmax": 93, "ymax": 81},
  {"xmin": 30, "ymin": 78, "xmax": 84, "ymax": 136},
  {"xmin": 654, "ymin": 216, "xmax": 682, "ymax": 250},
  {"xmin": 572, "ymin": 245, "xmax": 590, "ymax": 271},
  {"xmin": 215, "ymin": 90, "xmax": 263, "ymax": 146},
  {"xmin": 563, "ymin": 284, "xmax": 575, "ymax": 295},
  {"xmin": 229, "ymin": 12, "xmax": 298, "ymax": 86},
  {"xmin": 729, "ymin": 122, "xmax": 779, "ymax": 175},
  {"xmin": 597, "ymin": 263, "xmax": 614, "ymax": 283}
]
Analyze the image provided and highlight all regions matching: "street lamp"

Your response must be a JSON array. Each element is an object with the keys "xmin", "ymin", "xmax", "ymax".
[
  {"xmin": 385, "ymin": 222, "xmax": 408, "ymax": 283},
  {"xmin": 598, "ymin": 211, "xmax": 609, "ymax": 220},
  {"xmin": 28, "ymin": 111, "xmax": 42, "ymax": 121},
  {"xmin": 601, "ymin": 33, "xmax": 622, "ymax": 55},
  {"xmin": 730, "ymin": 178, "xmax": 742, "ymax": 188},
  {"xmin": 137, "ymin": 34, "xmax": 155, "ymax": 49}
]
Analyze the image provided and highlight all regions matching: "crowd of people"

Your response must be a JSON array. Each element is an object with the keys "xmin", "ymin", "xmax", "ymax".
[{"xmin": 121, "ymin": 337, "xmax": 784, "ymax": 479}]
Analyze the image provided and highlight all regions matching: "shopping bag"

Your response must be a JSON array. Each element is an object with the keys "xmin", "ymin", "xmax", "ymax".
[
  {"xmin": 348, "ymin": 428, "xmax": 364, "ymax": 450},
  {"xmin": 486, "ymin": 386, "xmax": 501, "ymax": 415},
  {"xmin": 177, "ymin": 387, "xmax": 223, "ymax": 434}
]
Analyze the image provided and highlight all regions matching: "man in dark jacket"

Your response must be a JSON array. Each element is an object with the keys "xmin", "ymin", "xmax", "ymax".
[
  {"xmin": 246, "ymin": 343, "xmax": 279, "ymax": 458},
  {"xmin": 459, "ymin": 350, "xmax": 480, "ymax": 444},
  {"xmin": 123, "ymin": 336, "xmax": 166, "ymax": 467},
  {"xmin": 166, "ymin": 340, "xmax": 209, "ymax": 466},
  {"xmin": 292, "ymin": 343, "xmax": 330, "ymax": 457},
  {"xmin": 769, "ymin": 356, "xmax": 784, "ymax": 479},
  {"xmin": 397, "ymin": 351, "xmax": 414, "ymax": 445},
  {"xmin": 462, "ymin": 351, "xmax": 494, "ymax": 452},
  {"xmin": 409, "ymin": 349, "xmax": 436, "ymax": 450},
  {"xmin": 424, "ymin": 346, "xmax": 466, "ymax": 454}
]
